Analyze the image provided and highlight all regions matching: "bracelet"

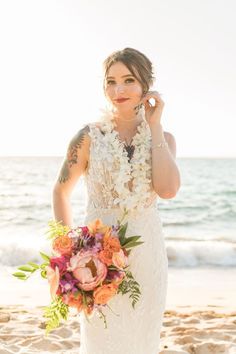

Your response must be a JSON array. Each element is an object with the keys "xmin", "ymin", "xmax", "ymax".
[{"xmin": 151, "ymin": 141, "xmax": 168, "ymax": 149}]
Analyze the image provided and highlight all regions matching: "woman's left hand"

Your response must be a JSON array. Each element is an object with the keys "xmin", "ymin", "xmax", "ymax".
[{"xmin": 141, "ymin": 90, "xmax": 164, "ymax": 127}]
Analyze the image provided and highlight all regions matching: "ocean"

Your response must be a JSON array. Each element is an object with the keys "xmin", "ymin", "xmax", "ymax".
[{"xmin": 1, "ymin": 157, "xmax": 235, "ymax": 268}]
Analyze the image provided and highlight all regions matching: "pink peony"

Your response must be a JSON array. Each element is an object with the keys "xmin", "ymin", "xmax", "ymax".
[
  {"xmin": 69, "ymin": 250, "xmax": 107, "ymax": 291},
  {"xmin": 46, "ymin": 265, "xmax": 60, "ymax": 298}
]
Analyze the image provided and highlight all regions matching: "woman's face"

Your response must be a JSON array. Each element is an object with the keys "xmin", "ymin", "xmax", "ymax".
[{"xmin": 104, "ymin": 61, "xmax": 144, "ymax": 112}]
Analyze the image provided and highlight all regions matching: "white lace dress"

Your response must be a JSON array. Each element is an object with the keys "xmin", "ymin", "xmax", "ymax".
[{"xmin": 79, "ymin": 109, "xmax": 168, "ymax": 354}]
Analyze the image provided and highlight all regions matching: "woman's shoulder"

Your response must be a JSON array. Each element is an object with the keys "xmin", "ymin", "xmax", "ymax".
[
  {"xmin": 77, "ymin": 121, "xmax": 104, "ymax": 145},
  {"xmin": 78, "ymin": 119, "xmax": 111, "ymax": 146},
  {"xmin": 83, "ymin": 121, "xmax": 103, "ymax": 131}
]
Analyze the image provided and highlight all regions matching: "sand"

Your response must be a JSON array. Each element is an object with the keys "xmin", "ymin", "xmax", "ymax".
[{"xmin": 0, "ymin": 267, "xmax": 236, "ymax": 353}]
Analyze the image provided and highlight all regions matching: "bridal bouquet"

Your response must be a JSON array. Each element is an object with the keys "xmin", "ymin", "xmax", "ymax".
[{"xmin": 13, "ymin": 210, "xmax": 144, "ymax": 334}]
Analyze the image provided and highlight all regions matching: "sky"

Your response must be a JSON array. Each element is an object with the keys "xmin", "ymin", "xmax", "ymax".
[{"xmin": 0, "ymin": 0, "xmax": 235, "ymax": 157}]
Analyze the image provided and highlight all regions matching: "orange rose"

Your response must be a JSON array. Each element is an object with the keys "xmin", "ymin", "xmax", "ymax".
[
  {"xmin": 67, "ymin": 292, "xmax": 84, "ymax": 312},
  {"xmin": 52, "ymin": 234, "xmax": 73, "ymax": 256},
  {"xmin": 64, "ymin": 292, "xmax": 94, "ymax": 314},
  {"xmin": 98, "ymin": 248, "xmax": 113, "ymax": 266},
  {"xmin": 93, "ymin": 283, "xmax": 118, "ymax": 305},
  {"xmin": 88, "ymin": 218, "xmax": 111, "ymax": 236},
  {"xmin": 104, "ymin": 236, "xmax": 121, "ymax": 252}
]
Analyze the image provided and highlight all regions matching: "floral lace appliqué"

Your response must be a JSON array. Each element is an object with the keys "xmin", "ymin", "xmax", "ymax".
[{"xmin": 84, "ymin": 107, "xmax": 157, "ymax": 213}]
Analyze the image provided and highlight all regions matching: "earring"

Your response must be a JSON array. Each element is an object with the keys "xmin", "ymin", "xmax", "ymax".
[
  {"xmin": 134, "ymin": 90, "xmax": 147, "ymax": 113},
  {"xmin": 134, "ymin": 102, "xmax": 145, "ymax": 116},
  {"xmin": 134, "ymin": 103, "xmax": 143, "ymax": 112},
  {"xmin": 134, "ymin": 104, "xmax": 141, "ymax": 114}
]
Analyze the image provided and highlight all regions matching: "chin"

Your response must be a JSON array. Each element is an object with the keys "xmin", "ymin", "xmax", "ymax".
[{"xmin": 114, "ymin": 104, "xmax": 136, "ymax": 112}]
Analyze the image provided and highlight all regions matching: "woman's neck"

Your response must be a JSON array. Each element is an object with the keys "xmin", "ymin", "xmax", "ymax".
[{"xmin": 112, "ymin": 108, "xmax": 143, "ymax": 130}]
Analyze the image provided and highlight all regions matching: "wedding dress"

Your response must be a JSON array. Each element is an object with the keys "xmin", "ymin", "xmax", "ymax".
[{"xmin": 79, "ymin": 108, "xmax": 168, "ymax": 354}]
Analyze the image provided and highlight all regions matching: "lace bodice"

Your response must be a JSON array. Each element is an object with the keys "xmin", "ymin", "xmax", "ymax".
[{"xmin": 83, "ymin": 108, "xmax": 158, "ymax": 214}]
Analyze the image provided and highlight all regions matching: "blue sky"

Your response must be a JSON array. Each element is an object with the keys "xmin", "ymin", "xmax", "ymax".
[{"xmin": 0, "ymin": 0, "xmax": 235, "ymax": 157}]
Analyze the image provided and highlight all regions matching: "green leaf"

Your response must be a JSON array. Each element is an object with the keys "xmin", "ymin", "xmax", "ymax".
[
  {"xmin": 117, "ymin": 208, "xmax": 129, "ymax": 226},
  {"xmin": 46, "ymin": 220, "xmax": 70, "ymax": 240},
  {"xmin": 117, "ymin": 270, "xmax": 141, "ymax": 309},
  {"xmin": 126, "ymin": 249, "xmax": 131, "ymax": 256},
  {"xmin": 43, "ymin": 296, "xmax": 69, "ymax": 335},
  {"xmin": 118, "ymin": 222, "xmax": 128, "ymax": 237},
  {"xmin": 82, "ymin": 291, "xmax": 88, "ymax": 307},
  {"xmin": 40, "ymin": 262, "xmax": 49, "ymax": 269},
  {"xmin": 73, "ymin": 290, "xmax": 81, "ymax": 299},
  {"xmin": 27, "ymin": 262, "xmax": 40, "ymax": 269},
  {"xmin": 39, "ymin": 252, "xmax": 50, "ymax": 262},
  {"xmin": 12, "ymin": 272, "xmax": 27, "ymax": 280},
  {"xmin": 123, "ymin": 241, "xmax": 144, "ymax": 249},
  {"xmin": 120, "ymin": 235, "xmax": 142, "ymax": 247},
  {"xmin": 12, "ymin": 271, "xmax": 26, "ymax": 277},
  {"xmin": 41, "ymin": 270, "xmax": 47, "ymax": 278},
  {"xmin": 17, "ymin": 265, "xmax": 34, "ymax": 272},
  {"xmin": 123, "ymin": 235, "xmax": 142, "ymax": 242}
]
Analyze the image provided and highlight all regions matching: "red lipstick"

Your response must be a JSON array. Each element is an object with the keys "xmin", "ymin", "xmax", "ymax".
[{"xmin": 115, "ymin": 98, "xmax": 129, "ymax": 103}]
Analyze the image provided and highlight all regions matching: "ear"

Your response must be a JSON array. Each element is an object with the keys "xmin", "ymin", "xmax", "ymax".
[{"xmin": 142, "ymin": 90, "xmax": 147, "ymax": 97}]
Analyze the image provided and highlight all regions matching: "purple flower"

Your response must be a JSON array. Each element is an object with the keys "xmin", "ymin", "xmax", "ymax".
[
  {"xmin": 106, "ymin": 269, "xmax": 124, "ymax": 281},
  {"xmin": 95, "ymin": 232, "xmax": 103, "ymax": 240},
  {"xmin": 59, "ymin": 272, "xmax": 78, "ymax": 294},
  {"xmin": 111, "ymin": 225, "xmax": 120, "ymax": 238}
]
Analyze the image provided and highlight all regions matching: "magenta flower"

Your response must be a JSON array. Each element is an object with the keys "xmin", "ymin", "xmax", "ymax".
[{"xmin": 50, "ymin": 255, "xmax": 70, "ymax": 274}]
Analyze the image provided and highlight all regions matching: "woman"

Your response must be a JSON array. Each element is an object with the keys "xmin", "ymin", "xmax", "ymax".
[{"xmin": 52, "ymin": 47, "xmax": 181, "ymax": 354}]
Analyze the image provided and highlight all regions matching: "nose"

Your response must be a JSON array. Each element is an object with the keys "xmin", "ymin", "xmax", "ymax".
[{"xmin": 114, "ymin": 84, "xmax": 125, "ymax": 94}]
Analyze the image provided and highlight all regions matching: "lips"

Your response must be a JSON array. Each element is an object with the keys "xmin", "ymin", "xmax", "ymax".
[{"xmin": 115, "ymin": 98, "xmax": 129, "ymax": 103}]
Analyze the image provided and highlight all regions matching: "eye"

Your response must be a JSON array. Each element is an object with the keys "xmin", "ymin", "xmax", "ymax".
[
  {"xmin": 106, "ymin": 80, "xmax": 115, "ymax": 85},
  {"xmin": 125, "ymin": 78, "xmax": 135, "ymax": 83}
]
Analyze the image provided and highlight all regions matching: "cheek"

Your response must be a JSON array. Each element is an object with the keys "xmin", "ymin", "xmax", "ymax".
[
  {"xmin": 105, "ymin": 84, "xmax": 142, "ymax": 98},
  {"xmin": 105, "ymin": 87, "xmax": 114, "ymax": 98},
  {"xmin": 129, "ymin": 85, "xmax": 143, "ymax": 97}
]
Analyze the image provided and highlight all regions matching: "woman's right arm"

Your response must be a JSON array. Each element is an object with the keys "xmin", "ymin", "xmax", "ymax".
[{"xmin": 52, "ymin": 124, "xmax": 90, "ymax": 228}]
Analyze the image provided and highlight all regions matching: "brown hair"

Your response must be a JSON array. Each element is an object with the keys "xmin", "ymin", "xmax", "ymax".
[{"xmin": 103, "ymin": 47, "xmax": 155, "ymax": 95}]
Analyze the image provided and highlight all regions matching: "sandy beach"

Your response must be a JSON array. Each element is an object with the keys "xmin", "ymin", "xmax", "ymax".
[{"xmin": 0, "ymin": 267, "xmax": 236, "ymax": 353}]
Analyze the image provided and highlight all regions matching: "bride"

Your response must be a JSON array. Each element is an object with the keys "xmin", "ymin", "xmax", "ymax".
[{"xmin": 52, "ymin": 47, "xmax": 181, "ymax": 354}]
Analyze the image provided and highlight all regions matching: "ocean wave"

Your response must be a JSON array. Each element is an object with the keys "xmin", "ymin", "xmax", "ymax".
[
  {"xmin": 0, "ymin": 242, "xmax": 50, "ymax": 267},
  {"xmin": 166, "ymin": 240, "xmax": 236, "ymax": 267},
  {"xmin": 1, "ymin": 239, "xmax": 236, "ymax": 268}
]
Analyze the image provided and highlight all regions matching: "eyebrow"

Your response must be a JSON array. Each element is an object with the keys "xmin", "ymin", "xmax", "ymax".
[{"xmin": 106, "ymin": 74, "xmax": 134, "ymax": 79}]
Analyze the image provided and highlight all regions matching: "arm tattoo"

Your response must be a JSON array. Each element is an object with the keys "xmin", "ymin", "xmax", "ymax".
[{"xmin": 58, "ymin": 125, "xmax": 90, "ymax": 183}]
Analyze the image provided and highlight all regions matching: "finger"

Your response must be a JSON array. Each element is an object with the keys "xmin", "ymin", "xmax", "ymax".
[
  {"xmin": 142, "ymin": 92, "xmax": 161, "ymax": 103},
  {"xmin": 143, "ymin": 100, "xmax": 152, "ymax": 109},
  {"xmin": 143, "ymin": 95, "xmax": 158, "ymax": 105}
]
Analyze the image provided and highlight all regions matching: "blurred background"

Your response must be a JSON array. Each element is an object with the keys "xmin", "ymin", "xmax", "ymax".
[{"xmin": 0, "ymin": 0, "xmax": 235, "ymax": 272}]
